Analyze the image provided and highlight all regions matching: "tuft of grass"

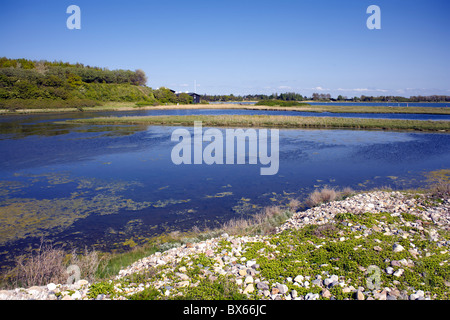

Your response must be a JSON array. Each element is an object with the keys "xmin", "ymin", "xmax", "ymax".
[
  {"xmin": 304, "ymin": 186, "xmax": 356, "ymax": 207},
  {"xmin": 305, "ymin": 187, "xmax": 337, "ymax": 207},
  {"xmin": 221, "ymin": 206, "xmax": 294, "ymax": 236},
  {"xmin": 426, "ymin": 169, "xmax": 450, "ymax": 200},
  {"xmin": 11, "ymin": 241, "xmax": 67, "ymax": 288},
  {"xmin": 3, "ymin": 239, "xmax": 102, "ymax": 289}
]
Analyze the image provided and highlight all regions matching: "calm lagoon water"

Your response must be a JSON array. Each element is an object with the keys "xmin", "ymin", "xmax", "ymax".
[{"xmin": 0, "ymin": 109, "xmax": 449, "ymax": 266}]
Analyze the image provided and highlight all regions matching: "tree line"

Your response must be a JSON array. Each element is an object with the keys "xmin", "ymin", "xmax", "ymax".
[
  {"xmin": 202, "ymin": 92, "xmax": 305, "ymax": 102},
  {"xmin": 202, "ymin": 92, "xmax": 450, "ymax": 103}
]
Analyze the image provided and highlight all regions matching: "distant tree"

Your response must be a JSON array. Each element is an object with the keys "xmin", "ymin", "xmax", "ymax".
[
  {"xmin": 132, "ymin": 69, "xmax": 147, "ymax": 86},
  {"xmin": 177, "ymin": 93, "xmax": 193, "ymax": 104},
  {"xmin": 154, "ymin": 87, "xmax": 178, "ymax": 104}
]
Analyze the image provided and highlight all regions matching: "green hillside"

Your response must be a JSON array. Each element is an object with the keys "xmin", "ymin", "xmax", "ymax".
[{"xmin": 0, "ymin": 57, "xmax": 190, "ymax": 110}]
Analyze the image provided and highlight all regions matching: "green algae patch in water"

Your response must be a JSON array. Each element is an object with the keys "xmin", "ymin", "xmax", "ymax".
[{"xmin": 0, "ymin": 173, "xmax": 191, "ymax": 246}]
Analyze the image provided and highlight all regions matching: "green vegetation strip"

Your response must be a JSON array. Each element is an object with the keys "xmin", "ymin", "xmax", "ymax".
[
  {"xmin": 250, "ymin": 105, "xmax": 450, "ymax": 115},
  {"xmin": 65, "ymin": 115, "xmax": 450, "ymax": 132}
]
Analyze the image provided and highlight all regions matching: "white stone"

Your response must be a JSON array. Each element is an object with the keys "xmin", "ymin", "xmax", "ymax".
[
  {"xmin": 244, "ymin": 276, "xmax": 254, "ymax": 284},
  {"xmin": 243, "ymin": 284, "xmax": 254, "ymax": 294},
  {"xmin": 305, "ymin": 292, "xmax": 319, "ymax": 300},
  {"xmin": 342, "ymin": 287, "xmax": 352, "ymax": 293},
  {"xmin": 393, "ymin": 243, "xmax": 405, "ymax": 252},
  {"xmin": 47, "ymin": 283, "xmax": 57, "ymax": 291},
  {"xmin": 71, "ymin": 291, "xmax": 82, "ymax": 300},
  {"xmin": 410, "ymin": 293, "xmax": 419, "ymax": 300},
  {"xmin": 77, "ymin": 279, "xmax": 89, "ymax": 286},
  {"xmin": 277, "ymin": 284, "xmax": 288, "ymax": 294},
  {"xmin": 291, "ymin": 290, "xmax": 298, "ymax": 298},
  {"xmin": 157, "ymin": 259, "xmax": 166, "ymax": 265},
  {"xmin": 393, "ymin": 269, "xmax": 404, "ymax": 277},
  {"xmin": 246, "ymin": 260, "xmax": 256, "ymax": 268}
]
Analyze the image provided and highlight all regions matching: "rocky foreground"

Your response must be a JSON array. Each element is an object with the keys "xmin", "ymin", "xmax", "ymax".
[{"xmin": 1, "ymin": 190, "xmax": 449, "ymax": 300}]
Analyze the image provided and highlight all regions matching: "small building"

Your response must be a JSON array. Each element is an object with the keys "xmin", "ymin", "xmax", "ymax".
[
  {"xmin": 175, "ymin": 91, "xmax": 202, "ymax": 104},
  {"xmin": 188, "ymin": 92, "xmax": 201, "ymax": 104}
]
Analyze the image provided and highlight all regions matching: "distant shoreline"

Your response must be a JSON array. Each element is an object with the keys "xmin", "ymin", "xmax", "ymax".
[{"xmin": 1, "ymin": 102, "xmax": 450, "ymax": 116}]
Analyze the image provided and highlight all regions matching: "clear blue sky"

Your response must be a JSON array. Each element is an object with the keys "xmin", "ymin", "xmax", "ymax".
[{"xmin": 1, "ymin": 0, "xmax": 449, "ymax": 97}]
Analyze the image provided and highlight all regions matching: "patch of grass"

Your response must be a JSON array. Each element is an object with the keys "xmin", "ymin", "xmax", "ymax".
[
  {"xmin": 63, "ymin": 114, "xmax": 450, "ymax": 132},
  {"xmin": 175, "ymin": 276, "xmax": 248, "ymax": 300},
  {"xmin": 128, "ymin": 286, "xmax": 162, "ymax": 300},
  {"xmin": 293, "ymin": 105, "xmax": 450, "ymax": 115},
  {"xmin": 255, "ymin": 100, "xmax": 310, "ymax": 107},
  {"xmin": 87, "ymin": 281, "xmax": 116, "ymax": 299},
  {"xmin": 95, "ymin": 243, "xmax": 160, "ymax": 280}
]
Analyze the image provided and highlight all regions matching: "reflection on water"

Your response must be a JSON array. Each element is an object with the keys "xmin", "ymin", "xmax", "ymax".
[{"xmin": 0, "ymin": 111, "xmax": 449, "ymax": 267}]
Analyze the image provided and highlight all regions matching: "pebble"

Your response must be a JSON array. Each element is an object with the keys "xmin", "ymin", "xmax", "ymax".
[
  {"xmin": 322, "ymin": 289, "xmax": 331, "ymax": 299},
  {"xmin": 393, "ymin": 244, "xmax": 405, "ymax": 253},
  {"xmin": 393, "ymin": 269, "xmax": 404, "ymax": 277},
  {"xmin": 305, "ymin": 293, "xmax": 319, "ymax": 300},
  {"xmin": 256, "ymin": 282, "xmax": 269, "ymax": 291},
  {"xmin": 291, "ymin": 290, "xmax": 298, "ymax": 298},
  {"xmin": 356, "ymin": 290, "xmax": 365, "ymax": 300},
  {"xmin": 243, "ymin": 284, "xmax": 254, "ymax": 294},
  {"xmin": 239, "ymin": 269, "xmax": 247, "ymax": 276},
  {"xmin": 276, "ymin": 284, "xmax": 288, "ymax": 295},
  {"xmin": 47, "ymin": 283, "xmax": 57, "ymax": 291}
]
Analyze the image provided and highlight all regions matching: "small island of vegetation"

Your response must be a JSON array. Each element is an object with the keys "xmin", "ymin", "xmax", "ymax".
[{"xmin": 64, "ymin": 114, "xmax": 450, "ymax": 132}]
